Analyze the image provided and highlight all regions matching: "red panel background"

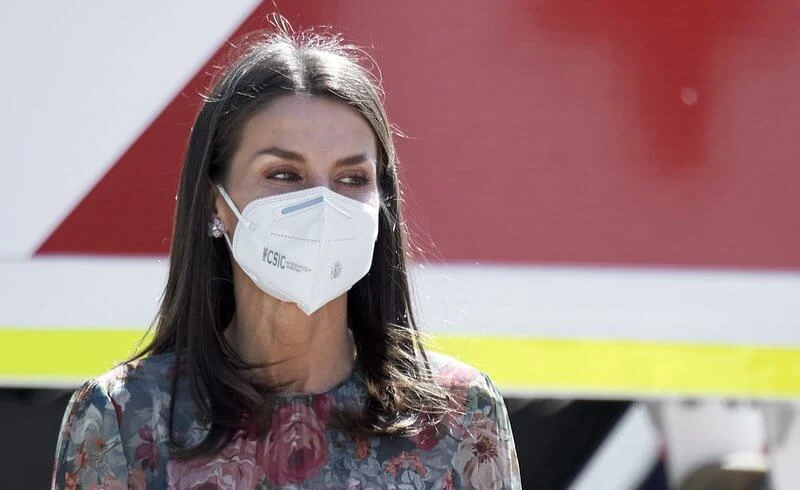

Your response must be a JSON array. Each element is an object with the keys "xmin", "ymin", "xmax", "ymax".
[{"xmin": 38, "ymin": 1, "xmax": 800, "ymax": 270}]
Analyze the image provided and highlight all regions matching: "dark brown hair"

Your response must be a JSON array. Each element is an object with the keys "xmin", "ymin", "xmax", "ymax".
[{"xmin": 133, "ymin": 19, "xmax": 451, "ymax": 458}]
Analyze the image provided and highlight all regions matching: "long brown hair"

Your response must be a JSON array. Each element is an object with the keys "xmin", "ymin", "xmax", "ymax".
[{"xmin": 133, "ymin": 20, "xmax": 452, "ymax": 458}]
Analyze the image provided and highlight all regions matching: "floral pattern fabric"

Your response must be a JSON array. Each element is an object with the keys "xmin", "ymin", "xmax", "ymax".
[{"xmin": 52, "ymin": 352, "xmax": 520, "ymax": 489}]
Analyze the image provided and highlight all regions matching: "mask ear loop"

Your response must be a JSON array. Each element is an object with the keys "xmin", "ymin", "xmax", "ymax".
[{"xmin": 216, "ymin": 185, "xmax": 249, "ymax": 248}]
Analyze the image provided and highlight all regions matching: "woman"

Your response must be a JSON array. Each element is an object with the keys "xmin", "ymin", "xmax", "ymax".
[{"xmin": 52, "ymin": 23, "xmax": 520, "ymax": 490}]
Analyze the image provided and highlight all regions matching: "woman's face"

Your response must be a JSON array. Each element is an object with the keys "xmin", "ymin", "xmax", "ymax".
[{"xmin": 215, "ymin": 94, "xmax": 380, "ymax": 230}]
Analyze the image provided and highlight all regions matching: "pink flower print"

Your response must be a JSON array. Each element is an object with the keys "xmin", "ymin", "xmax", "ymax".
[
  {"xmin": 128, "ymin": 468, "xmax": 147, "ymax": 490},
  {"xmin": 134, "ymin": 425, "xmax": 160, "ymax": 471},
  {"xmin": 166, "ymin": 435, "xmax": 261, "ymax": 489},
  {"xmin": 437, "ymin": 362, "xmax": 479, "ymax": 433},
  {"xmin": 74, "ymin": 443, "xmax": 90, "ymax": 470},
  {"xmin": 456, "ymin": 412, "xmax": 509, "ymax": 489},
  {"xmin": 437, "ymin": 362, "xmax": 480, "ymax": 393},
  {"xmin": 353, "ymin": 435, "xmax": 371, "ymax": 461},
  {"xmin": 313, "ymin": 393, "xmax": 333, "ymax": 423},
  {"xmin": 434, "ymin": 469, "xmax": 456, "ymax": 490},
  {"xmin": 64, "ymin": 472, "xmax": 79, "ymax": 490},
  {"xmin": 87, "ymin": 474, "xmax": 126, "ymax": 490},
  {"xmin": 409, "ymin": 421, "xmax": 441, "ymax": 451},
  {"xmin": 256, "ymin": 400, "xmax": 331, "ymax": 485},
  {"xmin": 382, "ymin": 451, "xmax": 428, "ymax": 479}
]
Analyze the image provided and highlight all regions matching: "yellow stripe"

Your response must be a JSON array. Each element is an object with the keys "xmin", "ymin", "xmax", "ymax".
[
  {"xmin": 0, "ymin": 329, "xmax": 151, "ymax": 384},
  {"xmin": 430, "ymin": 335, "xmax": 800, "ymax": 398},
  {"xmin": 2, "ymin": 329, "xmax": 799, "ymax": 398}
]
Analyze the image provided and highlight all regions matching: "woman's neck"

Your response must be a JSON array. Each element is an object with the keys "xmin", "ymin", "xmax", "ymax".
[{"xmin": 225, "ymin": 271, "xmax": 356, "ymax": 394}]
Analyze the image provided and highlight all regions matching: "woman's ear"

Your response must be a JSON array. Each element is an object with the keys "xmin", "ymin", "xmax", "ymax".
[
  {"xmin": 209, "ymin": 181, "xmax": 237, "ymax": 237},
  {"xmin": 207, "ymin": 181, "xmax": 226, "ymax": 238}
]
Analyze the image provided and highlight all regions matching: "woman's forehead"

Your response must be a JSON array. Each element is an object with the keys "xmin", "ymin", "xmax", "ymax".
[{"xmin": 236, "ymin": 95, "xmax": 378, "ymax": 159}]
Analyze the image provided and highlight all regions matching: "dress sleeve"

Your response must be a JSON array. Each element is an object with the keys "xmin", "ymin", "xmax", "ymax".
[
  {"xmin": 52, "ymin": 380, "xmax": 130, "ymax": 489},
  {"xmin": 453, "ymin": 373, "xmax": 522, "ymax": 490}
]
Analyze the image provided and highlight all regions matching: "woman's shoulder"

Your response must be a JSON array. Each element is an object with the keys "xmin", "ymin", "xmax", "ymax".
[
  {"xmin": 420, "ymin": 352, "xmax": 522, "ymax": 488},
  {"xmin": 93, "ymin": 351, "xmax": 178, "ymax": 397},
  {"xmin": 53, "ymin": 354, "xmax": 192, "ymax": 488},
  {"xmin": 67, "ymin": 351, "xmax": 182, "ymax": 423},
  {"xmin": 425, "ymin": 351, "xmax": 502, "ymax": 405},
  {"xmin": 426, "ymin": 351, "xmax": 485, "ymax": 384}
]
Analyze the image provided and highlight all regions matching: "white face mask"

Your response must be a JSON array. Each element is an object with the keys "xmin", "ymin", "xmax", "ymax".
[{"xmin": 216, "ymin": 185, "xmax": 380, "ymax": 315}]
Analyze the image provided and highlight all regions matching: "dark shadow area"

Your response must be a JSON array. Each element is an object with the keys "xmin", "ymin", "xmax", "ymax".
[{"xmin": 0, "ymin": 389, "xmax": 73, "ymax": 489}]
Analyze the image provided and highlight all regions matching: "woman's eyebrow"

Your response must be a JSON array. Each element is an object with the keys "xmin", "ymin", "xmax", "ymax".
[
  {"xmin": 252, "ymin": 147, "xmax": 375, "ymax": 167},
  {"xmin": 252, "ymin": 146, "xmax": 306, "ymax": 162},
  {"xmin": 336, "ymin": 153, "xmax": 376, "ymax": 167}
]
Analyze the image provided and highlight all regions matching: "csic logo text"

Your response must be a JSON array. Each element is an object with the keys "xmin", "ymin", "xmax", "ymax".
[{"xmin": 262, "ymin": 248, "xmax": 286, "ymax": 269}]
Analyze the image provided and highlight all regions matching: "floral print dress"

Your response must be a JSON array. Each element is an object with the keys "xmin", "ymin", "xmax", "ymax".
[{"xmin": 52, "ymin": 352, "xmax": 520, "ymax": 489}]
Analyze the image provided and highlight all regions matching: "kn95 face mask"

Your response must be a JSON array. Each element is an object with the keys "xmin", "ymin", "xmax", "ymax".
[{"xmin": 216, "ymin": 185, "xmax": 380, "ymax": 315}]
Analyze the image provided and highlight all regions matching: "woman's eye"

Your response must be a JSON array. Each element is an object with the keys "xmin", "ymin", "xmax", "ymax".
[
  {"xmin": 337, "ymin": 174, "xmax": 369, "ymax": 186},
  {"xmin": 267, "ymin": 171, "xmax": 300, "ymax": 182}
]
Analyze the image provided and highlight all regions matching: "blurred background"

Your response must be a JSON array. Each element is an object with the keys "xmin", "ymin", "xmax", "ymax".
[{"xmin": 1, "ymin": 1, "xmax": 799, "ymax": 488}]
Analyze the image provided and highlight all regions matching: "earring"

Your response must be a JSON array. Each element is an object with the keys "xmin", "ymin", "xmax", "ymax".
[{"xmin": 208, "ymin": 216, "xmax": 225, "ymax": 238}]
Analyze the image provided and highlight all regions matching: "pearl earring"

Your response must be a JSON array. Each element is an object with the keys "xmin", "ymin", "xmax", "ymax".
[{"xmin": 208, "ymin": 216, "xmax": 225, "ymax": 238}]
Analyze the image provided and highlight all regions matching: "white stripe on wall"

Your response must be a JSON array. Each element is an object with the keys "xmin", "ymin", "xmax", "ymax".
[
  {"xmin": 410, "ymin": 263, "xmax": 800, "ymax": 345},
  {"xmin": 2, "ymin": 258, "xmax": 799, "ymax": 347}
]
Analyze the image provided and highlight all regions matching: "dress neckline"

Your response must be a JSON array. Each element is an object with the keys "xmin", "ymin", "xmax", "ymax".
[{"xmin": 271, "ymin": 363, "xmax": 360, "ymax": 402}]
